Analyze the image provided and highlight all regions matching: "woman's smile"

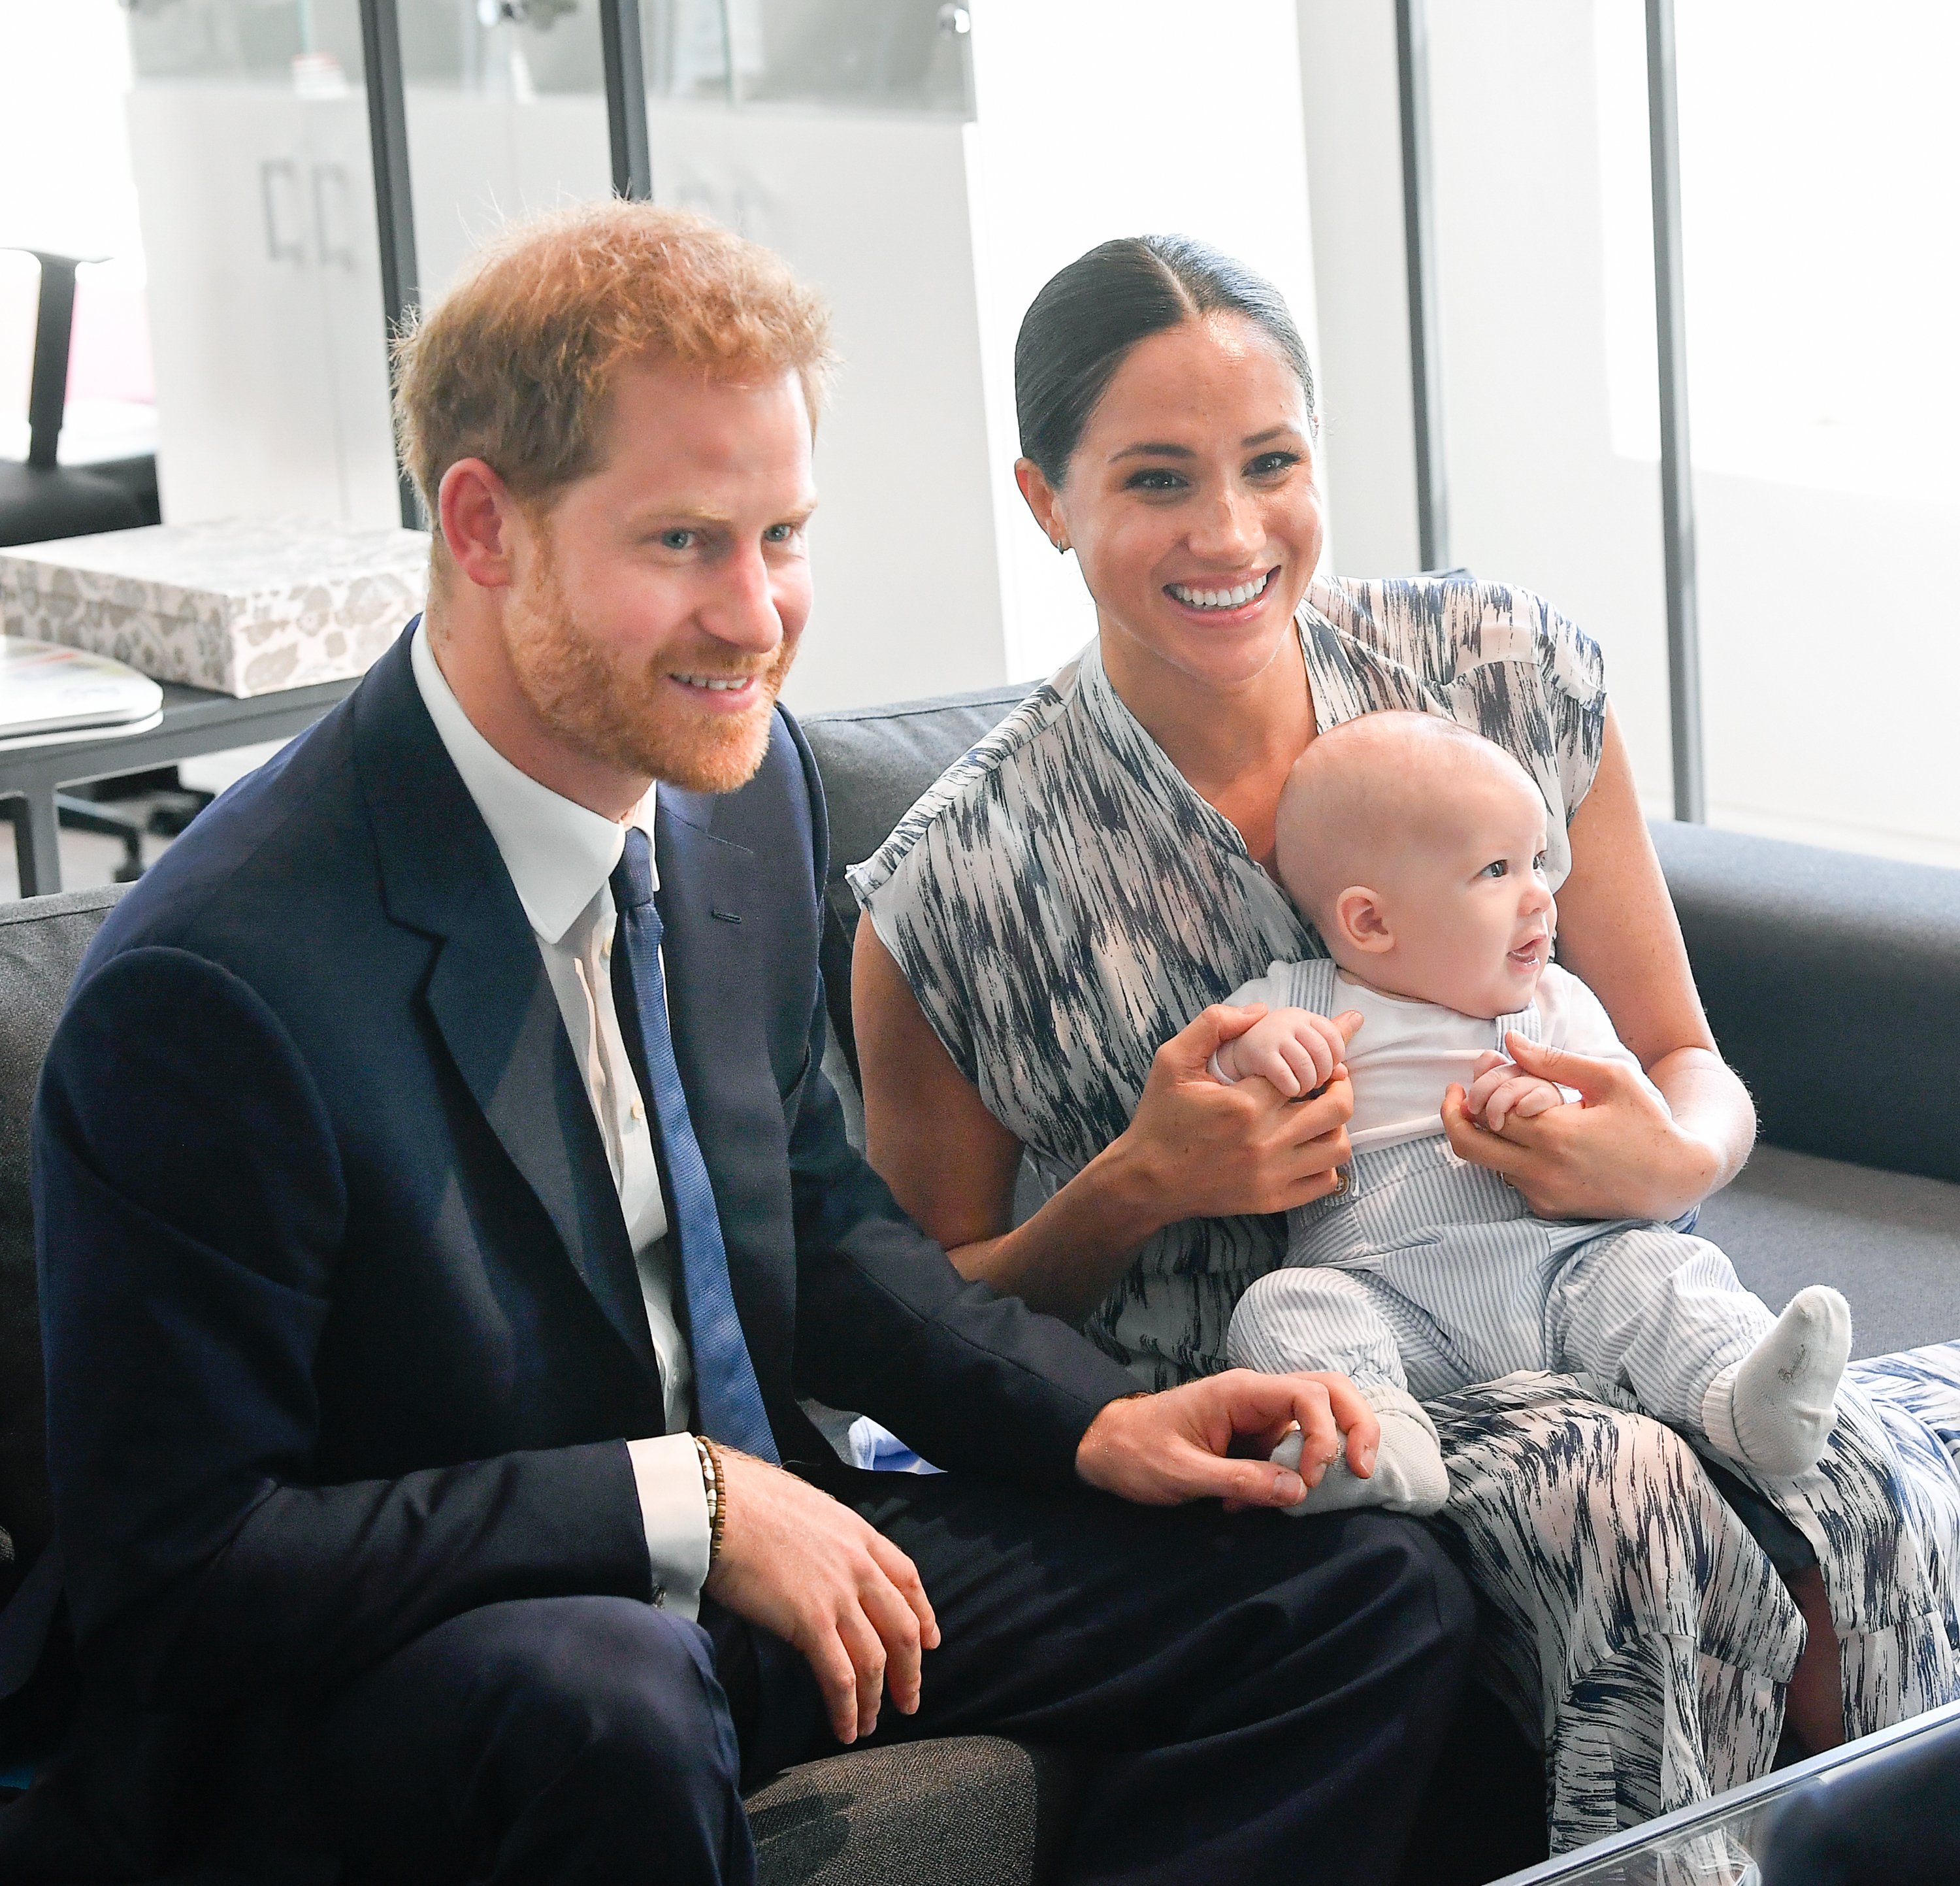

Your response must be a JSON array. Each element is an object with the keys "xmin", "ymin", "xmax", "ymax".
[{"xmin": 1164, "ymin": 567, "xmax": 1279, "ymax": 620}]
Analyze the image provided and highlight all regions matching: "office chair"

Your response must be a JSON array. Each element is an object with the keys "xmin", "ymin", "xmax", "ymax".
[{"xmin": 0, "ymin": 250, "xmax": 157, "ymax": 550}]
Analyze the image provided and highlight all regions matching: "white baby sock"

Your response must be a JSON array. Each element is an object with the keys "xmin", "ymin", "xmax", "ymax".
[
  {"xmin": 1273, "ymin": 1382, "xmax": 1449, "ymax": 1517},
  {"xmin": 1701, "ymin": 1285, "xmax": 1852, "ymax": 1479}
]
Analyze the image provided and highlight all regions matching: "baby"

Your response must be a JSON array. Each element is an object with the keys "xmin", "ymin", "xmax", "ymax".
[{"xmin": 1211, "ymin": 711, "xmax": 1851, "ymax": 1517}]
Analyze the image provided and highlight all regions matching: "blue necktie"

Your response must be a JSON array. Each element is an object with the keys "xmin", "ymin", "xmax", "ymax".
[{"xmin": 610, "ymin": 828, "xmax": 779, "ymax": 1463}]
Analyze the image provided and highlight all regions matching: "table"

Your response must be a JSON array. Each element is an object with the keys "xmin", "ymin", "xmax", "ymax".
[
  {"xmin": 0, "ymin": 674, "xmax": 357, "ymax": 896},
  {"xmin": 1492, "ymin": 1696, "xmax": 1960, "ymax": 1885}
]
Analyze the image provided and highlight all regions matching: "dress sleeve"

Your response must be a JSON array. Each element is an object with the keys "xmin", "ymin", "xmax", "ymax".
[
  {"xmin": 851, "ymin": 826, "xmax": 984, "ymax": 1087},
  {"xmin": 1529, "ymin": 592, "xmax": 1609, "ymax": 825}
]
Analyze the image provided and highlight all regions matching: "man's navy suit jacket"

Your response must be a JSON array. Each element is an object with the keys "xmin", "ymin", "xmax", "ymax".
[{"xmin": 27, "ymin": 625, "xmax": 1136, "ymax": 1744}]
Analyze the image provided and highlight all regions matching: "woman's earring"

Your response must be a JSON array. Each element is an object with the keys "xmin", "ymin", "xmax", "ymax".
[{"xmin": 1053, "ymin": 537, "xmax": 1070, "ymax": 555}]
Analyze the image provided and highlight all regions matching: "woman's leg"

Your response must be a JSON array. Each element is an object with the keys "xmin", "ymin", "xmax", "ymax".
[
  {"xmin": 1735, "ymin": 1358, "xmax": 1960, "ymax": 1749},
  {"xmin": 1423, "ymin": 1374, "xmax": 1805, "ymax": 1854}
]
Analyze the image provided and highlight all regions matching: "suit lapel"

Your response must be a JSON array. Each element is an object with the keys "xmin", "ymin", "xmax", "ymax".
[
  {"xmin": 355, "ymin": 628, "xmax": 657, "ymax": 1379},
  {"xmin": 422, "ymin": 918, "xmax": 657, "ymax": 1377}
]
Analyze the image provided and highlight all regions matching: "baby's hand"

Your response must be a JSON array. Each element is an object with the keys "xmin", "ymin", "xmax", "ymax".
[
  {"xmin": 1465, "ymin": 1050, "xmax": 1567, "ymax": 1133},
  {"xmin": 1214, "ymin": 1007, "xmax": 1357, "ymax": 1099}
]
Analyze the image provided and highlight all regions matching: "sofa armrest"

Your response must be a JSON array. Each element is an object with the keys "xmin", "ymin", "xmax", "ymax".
[{"xmin": 1650, "ymin": 820, "xmax": 1960, "ymax": 1185}]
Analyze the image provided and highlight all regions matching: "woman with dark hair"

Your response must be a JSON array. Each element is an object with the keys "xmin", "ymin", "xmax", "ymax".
[{"xmin": 849, "ymin": 233, "xmax": 1960, "ymax": 1853}]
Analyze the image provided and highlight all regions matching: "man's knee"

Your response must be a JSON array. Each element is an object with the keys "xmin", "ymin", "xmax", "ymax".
[
  {"xmin": 1348, "ymin": 1512, "xmax": 1477, "ymax": 1666},
  {"xmin": 311, "ymin": 1595, "xmax": 746, "ymax": 1882},
  {"xmin": 1231, "ymin": 1506, "xmax": 1476, "ymax": 1686},
  {"xmin": 470, "ymin": 1596, "xmax": 737, "ymax": 1794}
]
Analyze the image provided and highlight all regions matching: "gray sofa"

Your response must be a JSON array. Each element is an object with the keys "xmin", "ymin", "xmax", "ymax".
[{"xmin": 1, "ymin": 680, "xmax": 1955, "ymax": 1886}]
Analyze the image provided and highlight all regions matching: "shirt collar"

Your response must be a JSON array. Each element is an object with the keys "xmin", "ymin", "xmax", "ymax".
[{"xmin": 410, "ymin": 616, "xmax": 656, "ymax": 945}]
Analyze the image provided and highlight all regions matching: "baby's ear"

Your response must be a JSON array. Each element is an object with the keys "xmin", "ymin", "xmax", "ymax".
[{"xmin": 1333, "ymin": 885, "xmax": 1394, "ymax": 955}]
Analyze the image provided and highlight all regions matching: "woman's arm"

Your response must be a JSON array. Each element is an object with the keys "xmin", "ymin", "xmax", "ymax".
[
  {"xmin": 1441, "ymin": 705, "xmax": 1756, "ymax": 1219},
  {"xmin": 853, "ymin": 921, "xmax": 1354, "ymax": 1325}
]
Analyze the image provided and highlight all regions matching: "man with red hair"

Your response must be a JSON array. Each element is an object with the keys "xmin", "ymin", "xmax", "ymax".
[{"xmin": 9, "ymin": 205, "xmax": 1471, "ymax": 1885}]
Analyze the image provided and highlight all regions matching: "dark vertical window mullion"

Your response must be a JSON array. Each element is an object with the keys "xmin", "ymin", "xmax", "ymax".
[
  {"xmin": 600, "ymin": 0, "xmax": 655, "ymax": 202},
  {"xmin": 1645, "ymin": 0, "xmax": 1706, "ymax": 823},
  {"xmin": 1394, "ymin": 0, "xmax": 1449, "ymax": 572},
  {"xmin": 357, "ymin": 0, "xmax": 421, "ymax": 530}
]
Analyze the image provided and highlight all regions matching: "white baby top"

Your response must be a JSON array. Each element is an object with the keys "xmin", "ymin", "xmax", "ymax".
[{"xmin": 1217, "ymin": 959, "xmax": 1663, "ymax": 1155}]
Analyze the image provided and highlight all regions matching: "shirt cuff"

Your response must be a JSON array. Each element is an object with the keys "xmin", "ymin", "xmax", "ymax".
[{"xmin": 626, "ymin": 1432, "xmax": 711, "ymax": 1621}]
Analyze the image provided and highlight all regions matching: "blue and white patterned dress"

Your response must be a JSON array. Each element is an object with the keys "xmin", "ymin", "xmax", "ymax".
[{"xmin": 851, "ymin": 574, "xmax": 1960, "ymax": 1851}]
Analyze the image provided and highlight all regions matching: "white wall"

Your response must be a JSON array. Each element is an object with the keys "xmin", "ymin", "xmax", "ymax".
[
  {"xmin": 0, "ymin": 1, "xmax": 143, "ymax": 262},
  {"xmin": 964, "ymin": 0, "xmax": 1322, "ymax": 684},
  {"xmin": 642, "ymin": 105, "xmax": 1009, "ymax": 716},
  {"xmin": 0, "ymin": 0, "xmax": 150, "ymax": 454}
]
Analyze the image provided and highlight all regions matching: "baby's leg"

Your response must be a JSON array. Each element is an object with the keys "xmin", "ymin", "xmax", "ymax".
[
  {"xmin": 1546, "ymin": 1226, "xmax": 1850, "ymax": 1478},
  {"xmin": 1228, "ymin": 1268, "xmax": 1450, "ymax": 1516}
]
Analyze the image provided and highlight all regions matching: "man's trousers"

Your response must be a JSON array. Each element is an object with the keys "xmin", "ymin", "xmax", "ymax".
[{"xmin": 302, "ymin": 1461, "xmax": 1475, "ymax": 1886}]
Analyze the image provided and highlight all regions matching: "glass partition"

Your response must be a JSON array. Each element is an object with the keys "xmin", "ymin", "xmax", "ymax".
[
  {"xmin": 1663, "ymin": 0, "xmax": 1960, "ymax": 868},
  {"xmin": 122, "ymin": 0, "xmax": 399, "ymax": 527},
  {"xmin": 125, "ymin": 0, "xmax": 365, "ymax": 85},
  {"xmin": 640, "ymin": 0, "xmax": 732, "ymax": 102},
  {"xmin": 397, "ymin": 0, "xmax": 613, "ymax": 305},
  {"xmin": 640, "ymin": 0, "xmax": 973, "ymax": 114},
  {"xmin": 1416, "ymin": 1, "xmax": 1674, "ymax": 809},
  {"xmin": 730, "ymin": 0, "xmax": 972, "ymax": 114}
]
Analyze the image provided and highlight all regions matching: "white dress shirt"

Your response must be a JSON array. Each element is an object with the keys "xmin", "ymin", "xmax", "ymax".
[
  {"xmin": 411, "ymin": 621, "xmax": 710, "ymax": 1617},
  {"xmin": 1217, "ymin": 961, "xmax": 1663, "ymax": 1155}
]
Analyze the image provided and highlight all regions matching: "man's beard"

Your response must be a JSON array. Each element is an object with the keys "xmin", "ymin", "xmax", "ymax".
[{"xmin": 503, "ymin": 537, "xmax": 794, "ymax": 795}]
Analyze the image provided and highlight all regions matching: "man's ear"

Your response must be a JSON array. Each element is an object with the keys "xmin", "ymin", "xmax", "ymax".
[
  {"xmin": 1015, "ymin": 457, "xmax": 1070, "ymax": 553},
  {"xmin": 438, "ymin": 457, "xmax": 523, "ymax": 591},
  {"xmin": 1333, "ymin": 885, "xmax": 1395, "ymax": 956}
]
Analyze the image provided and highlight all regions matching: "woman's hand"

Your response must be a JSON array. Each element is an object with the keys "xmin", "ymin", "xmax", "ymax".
[
  {"xmin": 1106, "ymin": 1003, "xmax": 1360, "ymax": 1225},
  {"xmin": 853, "ymin": 922, "xmax": 1358, "ymax": 1325},
  {"xmin": 1463, "ymin": 1048, "xmax": 1568, "ymax": 1133},
  {"xmin": 1442, "ymin": 1033, "xmax": 1724, "ymax": 1221}
]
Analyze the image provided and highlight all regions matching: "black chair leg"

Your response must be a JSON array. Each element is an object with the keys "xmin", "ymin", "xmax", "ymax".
[{"xmin": 54, "ymin": 793, "xmax": 145, "ymax": 882}]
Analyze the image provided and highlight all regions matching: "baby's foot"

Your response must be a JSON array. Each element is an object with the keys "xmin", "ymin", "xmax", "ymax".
[
  {"xmin": 1702, "ymin": 1285, "xmax": 1851, "ymax": 1478},
  {"xmin": 1274, "ymin": 1383, "xmax": 1449, "ymax": 1517}
]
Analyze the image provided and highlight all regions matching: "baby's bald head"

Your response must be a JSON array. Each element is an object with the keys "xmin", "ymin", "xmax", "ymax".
[
  {"xmin": 1275, "ymin": 712, "xmax": 1540, "ymax": 929},
  {"xmin": 1276, "ymin": 713, "xmax": 1558, "ymax": 1016}
]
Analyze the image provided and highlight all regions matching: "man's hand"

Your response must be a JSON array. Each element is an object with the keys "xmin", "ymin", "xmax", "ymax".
[
  {"xmin": 1075, "ymin": 1370, "xmax": 1381, "ymax": 1512},
  {"xmin": 1215, "ymin": 1006, "xmax": 1361, "ymax": 1099},
  {"xmin": 1462, "ymin": 1048, "xmax": 1569, "ymax": 1134},
  {"xmin": 704, "ymin": 1450, "xmax": 939, "ymax": 1745}
]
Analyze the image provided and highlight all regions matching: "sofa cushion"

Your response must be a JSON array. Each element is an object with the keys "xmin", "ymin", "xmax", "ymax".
[
  {"xmin": 1650, "ymin": 820, "xmax": 1960, "ymax": 1187},
  {"xmin": 744, "ymin": 1736, "xmax": 1079, "ymax": 1886},
  {"xmin": 800, "ymin": 685, "xmax": 1032, "ymax": 1078},
  {"xmin": 1697, "ymin": 1145, "xmax": 1960, "ymax": 1360},
  {"xmin": 0, "ymin": 887, "xmax": 120, "ymax": 1604}
]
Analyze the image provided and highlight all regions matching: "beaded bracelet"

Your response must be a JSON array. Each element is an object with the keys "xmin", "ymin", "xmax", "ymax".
[{"xmin": 694, "ymin": 1434, "xmax": 727, "ymax": 1568}]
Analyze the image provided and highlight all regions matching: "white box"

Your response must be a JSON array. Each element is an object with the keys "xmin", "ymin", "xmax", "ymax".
[{"xmin": 0, "ymin": 518, "xmax": 430, "ymax": 698}]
